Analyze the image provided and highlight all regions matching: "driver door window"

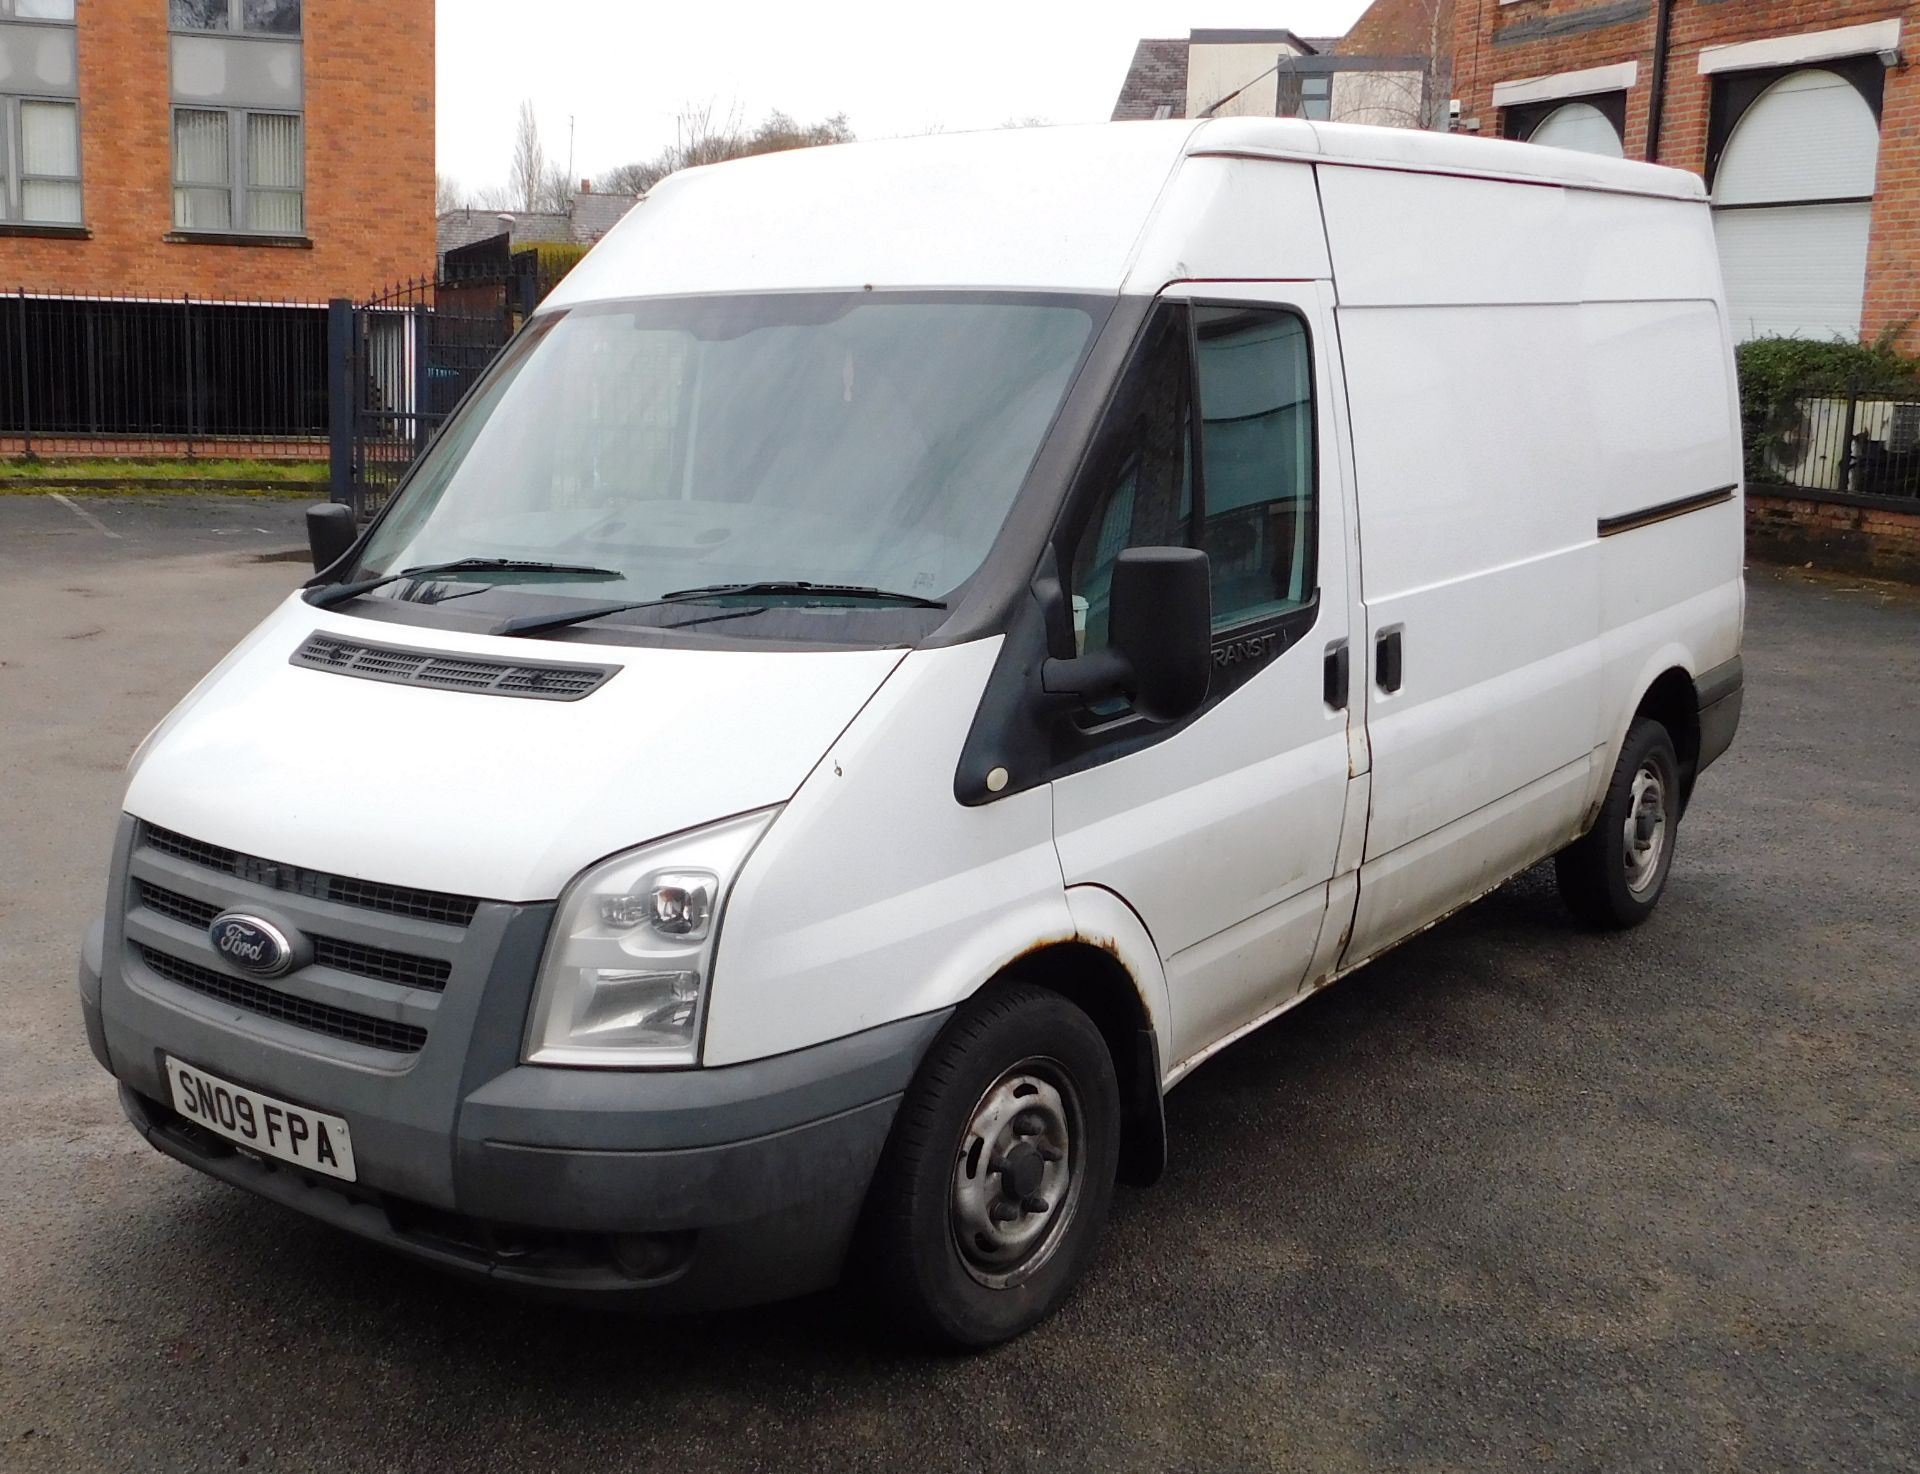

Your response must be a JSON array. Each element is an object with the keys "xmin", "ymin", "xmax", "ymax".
[{"xmin": 1070, "ymin": 302, "xmax": 1317, "ymax": 662}]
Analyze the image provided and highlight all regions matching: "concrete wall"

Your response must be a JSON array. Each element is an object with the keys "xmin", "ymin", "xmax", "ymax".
[
  {"xmin": 1186, "ymin": 41, "xmax": 1310, "ymax": 119},
  {"xmin": 1333, "ymin": 68, "xmax": 1434, "ymax": 126}
]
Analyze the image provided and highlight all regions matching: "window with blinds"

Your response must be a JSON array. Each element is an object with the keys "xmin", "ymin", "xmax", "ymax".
[
  {"xmin": 248, "ymin": 112, "xmax": 302, "ymax": 233},
  {"xmin": 172, "ymin": 108, "xmax": 304, "ymax": 234},
  {"xmin": 0, "ymin": 0, "xmax": 81, "ymax": 226},
  {"xmin": 168, "ymin": 0, "xmax": 303, "ymax": 236},
  {"xmin": 2, "ymin": 97, "xmax": 80, "ymax": 225}
]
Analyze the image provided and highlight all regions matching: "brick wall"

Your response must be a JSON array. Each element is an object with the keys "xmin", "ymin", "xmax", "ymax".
[
  {"xmin": 0, "ymin": 0, "xmax": 434, "ymax": 302},
  {"xmin": 1748, "ymin": 489, "xmax": 1920, "ymax": 580},
  {"xmin": 1338, "ymin": 0, "xmax": 1457, "ymax": 59},
  {"xmin": 1452, "ymin": 1, "xmax": 1920, "ymax": 349}
]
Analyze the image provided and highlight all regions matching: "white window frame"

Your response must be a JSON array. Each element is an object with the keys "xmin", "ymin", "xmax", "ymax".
[
  {"xmin": 0, "ymin": 93, "xmax": 82, "ymax": 227},
  {"xmin": 171, "ymin": 103, "xmax": 304, "ymax": 238},
  {"xmin": 0, "ymin": 1, "xmax": 78, "ymax": 19},
  {"xmin": 1493, "ymin": 62, "xmax": 1639, "ymax": 110},
  {"xmin": 1699, "ymin": 20, "xmax": 1901, "ymax": 76}
]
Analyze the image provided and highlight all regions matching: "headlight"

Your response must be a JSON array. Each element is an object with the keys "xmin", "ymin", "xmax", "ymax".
[{"xmin": 525, "ymin": 809, "xmax": 777, "ymax": 1067}]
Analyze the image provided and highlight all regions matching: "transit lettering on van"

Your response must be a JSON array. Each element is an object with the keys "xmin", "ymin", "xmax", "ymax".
[{"xmin": 79, "ymin": 117, "xmax": 1742, "ymax": 1347}]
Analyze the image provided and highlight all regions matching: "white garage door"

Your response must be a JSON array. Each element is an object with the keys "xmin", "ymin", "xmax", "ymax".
[
  {"xmin": 1713, "ymin": 68, "xmax": 1880, "ymax": 342},
  {"xmin": 1528, "ymin": 102, "xmax": 1624, "ymax": 158}
]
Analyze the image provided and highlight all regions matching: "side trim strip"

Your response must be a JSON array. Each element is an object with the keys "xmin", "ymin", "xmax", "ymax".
[{"xmin": 1598, "ymin": 485, "xmax": 1737, "ymax": 538}]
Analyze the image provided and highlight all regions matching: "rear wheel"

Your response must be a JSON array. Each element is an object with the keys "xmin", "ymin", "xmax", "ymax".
[
  {"xmin": 1556, "ymin": 718, "xmax": 1681, "ymax": 929},
  {"xmin": 856, "ymin": 984, "xmax": 1121, "ymax": 1348}
]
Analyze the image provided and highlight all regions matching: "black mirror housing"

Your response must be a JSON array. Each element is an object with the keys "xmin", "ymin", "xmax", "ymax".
[
  {"xmin": 1043, "ymin": 546, "xmax": 1212, "ymax": 723},
  {"xmin": 306, "ymin": 502, "xmax": 358, "ymax": 575}
]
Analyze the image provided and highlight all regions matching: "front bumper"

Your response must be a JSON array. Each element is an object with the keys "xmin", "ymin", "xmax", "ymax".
[
  {"xmin": 110, "ymin": 1023, "xmax": 936, "ymax": 1310},
  {"xmin": 82, "ymin": 816, "xmax": 950, "ymax": 1310}
]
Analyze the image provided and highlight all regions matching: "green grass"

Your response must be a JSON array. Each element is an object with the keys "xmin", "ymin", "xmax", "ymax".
[{"xmin": 0, "ymin": 457, "xmax": 328, "ymax": 495}]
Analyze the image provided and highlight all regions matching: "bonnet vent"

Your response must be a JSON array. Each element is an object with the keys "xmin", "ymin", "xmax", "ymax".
[{"xmin": 291, "ymin": 632, "xmax": 617, "ymax": 701}]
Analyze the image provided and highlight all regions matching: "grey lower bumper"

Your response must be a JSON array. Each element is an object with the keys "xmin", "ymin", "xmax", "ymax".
[
  {"xmin": 116, "ymin": 1080, "xmax": 908, "ymax": 1311},
  {"xmin": 1696, "ymin": 655, "xmax": 1744, "ymax": 776},
  {"xmin": 103, "ymin": 973, "xmax": 949, "ymax": 1310}
]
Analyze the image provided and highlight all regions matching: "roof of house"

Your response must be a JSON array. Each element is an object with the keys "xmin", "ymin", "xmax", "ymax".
[
  {"xmin": 1111, "ymin": 29, "xmax": 1348, "ymax": 122},
  {"xmin": 1111, "ymin": 38, "xmax": 1191, "ymax": 121},
  {"xmin": 569, "ymin": 189, "xmax": 641, "ymax": 243},
  {"xmin": 436, "ymin": 208, "xmax": 570, "ymax": 258},
  {"xmin": 435, "ymin": 190, "xmax": 642, "ymax": 259}
]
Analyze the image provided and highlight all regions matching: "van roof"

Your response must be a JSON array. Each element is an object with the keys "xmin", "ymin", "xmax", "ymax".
[
  {"xmin": 542, "ymin": 119, "xmax": 1707, "ymax": 309},
  {"xmin": 1193, "ymin": 116, "xmax": 1706, "ymax": 201}
]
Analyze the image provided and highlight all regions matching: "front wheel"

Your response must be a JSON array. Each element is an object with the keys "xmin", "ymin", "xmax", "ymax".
[
  {"xmin": 1556, "ymin": 718, "xmax": 1681, "ymax": 929},
  {"xmin": 856, "ymin": 984, "xmax": 1121, "ymax": 1348}
]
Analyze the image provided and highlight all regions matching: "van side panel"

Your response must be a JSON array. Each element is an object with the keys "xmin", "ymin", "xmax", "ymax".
[
  {"xmin": 705, "ymin": 639, "xmax": 1079, "ymax": 1068},
  {"xmin": 1332, "ymin": 296, "xmax": 1602, "ymax": 958},
  {"xmin": 1588, "ymin": 294, "xmax": 1745, "ymax": 779},
  {"xmin": 1320, "ymin": 166, "xmax": 1736, "ymax": 966},
  {"xmin": 1121, "ymin": 155, "xmax": 1330, "ymax": 293}
]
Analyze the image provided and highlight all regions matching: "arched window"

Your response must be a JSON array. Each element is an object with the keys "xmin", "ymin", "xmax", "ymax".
[
  {"xmin": 1713, "ymin": 69, "xmax": 1881, "ymax": 341},
  {"xmin": 1527, "ymin": 102, "xmax": 1624, "ymax": 158}
]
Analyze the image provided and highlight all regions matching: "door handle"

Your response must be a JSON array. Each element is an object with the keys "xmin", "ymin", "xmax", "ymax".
[
  {"xmin": 1375, "ymin": 629, "xmax": 1403, "ymax": 694},
  {"xmin": 1323, "ymin": 640, "xmax": 1349, "ymax": 709}
]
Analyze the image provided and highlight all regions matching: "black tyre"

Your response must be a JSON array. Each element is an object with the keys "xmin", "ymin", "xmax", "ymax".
[
  {"xmin": 1556, "ymin": 717, "xmax": 1681, "ymax": 930},
  {"xmin": 856, "ymin": 984, "xmax": 1122, "ymax": 1348}
]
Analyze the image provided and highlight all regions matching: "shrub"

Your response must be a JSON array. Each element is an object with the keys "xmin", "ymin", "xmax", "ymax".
[{"xmin": 1735, "ymin": 332, "xmax": 1918, "ymax": 480}]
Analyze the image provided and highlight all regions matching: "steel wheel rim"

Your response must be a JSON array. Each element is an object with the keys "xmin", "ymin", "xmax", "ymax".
[
  {"xmin": 1622, "ymin": 760, "xmax": 1669, "ymax": 896},
  {"xmin": 950, "ymin": 1057, "xmax": 1083, "ymax": 1290}
]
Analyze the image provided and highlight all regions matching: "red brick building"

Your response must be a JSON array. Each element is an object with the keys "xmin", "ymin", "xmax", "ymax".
[
  {"xmin": 1452, "ymin": 2, "xmax": 1918, "ymax": 347},
  {"xmin": 0, "ymin": 0, "xmax": 434, "ymax": 301}
]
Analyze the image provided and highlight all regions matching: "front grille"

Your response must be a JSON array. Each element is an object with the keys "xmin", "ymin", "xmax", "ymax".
[
  {"xmin": 137, "ymin": 945, "xmax": 427, "ymax": 1054},
  {"xmin": 312, "ymin": 937, "xmax": 450, "ymax": 992},
  {"xmin": 135, "ymin": 881, "xmax": 451, "ymax": 992},
  {"xmin": 292, "ymin": 632, "xmax": 615, "ymax": 702},
  {"xmin": 140, "ymin": 824, "xmax": 480, "ymax": 927},
  {"xmin": 138, "ymin": 881, "xmax": 218, "ymax": 930}
]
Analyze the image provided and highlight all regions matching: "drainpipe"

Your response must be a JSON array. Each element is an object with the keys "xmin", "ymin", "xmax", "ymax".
[{"xmin": 1646, "ymin": 0, "xmax": 1677, "ymax": 162}]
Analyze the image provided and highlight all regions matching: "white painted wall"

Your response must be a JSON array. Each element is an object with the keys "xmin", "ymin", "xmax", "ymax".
[
  {"xmin": 1185, "ymin": 41, "xmax": 1307, "ymax": 120},
  {"xmin": 1331, "ymin": 69, "xmax": 1431, "ymax": 128}
]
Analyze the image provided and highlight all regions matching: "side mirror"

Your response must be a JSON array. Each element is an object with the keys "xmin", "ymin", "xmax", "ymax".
[
  {"xmin": 1043, "ymin": 546, "xmax": 1212, "ymax": 723},
  {"xmin": 307, "ymin": 502, "xmax": 358, "ymax": 575}
]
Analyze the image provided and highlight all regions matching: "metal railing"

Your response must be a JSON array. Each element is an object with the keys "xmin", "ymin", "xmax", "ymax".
[
  {"xmin": 0, "ymin": 287, "xmax": 330, "ymax": 460},
  {"xmin": 340, "ymin": 256, "xmax": 566, "ymax": 518},
  {"xmin": 1747, "ymin": 378, "xmax": 1920, "ymax": 502}
]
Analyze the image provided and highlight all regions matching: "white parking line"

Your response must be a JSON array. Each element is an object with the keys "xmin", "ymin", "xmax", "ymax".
[{"xmin": 46, "ymin": 492, "xmax": 121, "ymax": 539}]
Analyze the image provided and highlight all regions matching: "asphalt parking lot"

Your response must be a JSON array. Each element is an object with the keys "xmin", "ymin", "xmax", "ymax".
[{"xmin": 1, "ymin": 493, "xmax": 1915, "ymax": 1473}]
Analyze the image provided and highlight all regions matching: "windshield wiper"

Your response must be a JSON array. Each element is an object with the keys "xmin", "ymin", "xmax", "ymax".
[
  {"xmin": 305, "ymin": 559, "xmax": 624, "ymax": 610},
  {"xmin": 490, "ymin": 580, "xmax": 947, "ymax": 638}
]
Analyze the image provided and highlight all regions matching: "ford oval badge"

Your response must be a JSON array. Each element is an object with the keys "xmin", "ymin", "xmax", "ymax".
[{"xmin": 209, "ymin": 913, "xmax": 296, "ymax": 978}]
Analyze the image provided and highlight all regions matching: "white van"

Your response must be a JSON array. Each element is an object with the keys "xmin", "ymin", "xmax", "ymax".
[{"xmin": 80, "ymin": 119, "xmax": 1743, "ymax": 1346}]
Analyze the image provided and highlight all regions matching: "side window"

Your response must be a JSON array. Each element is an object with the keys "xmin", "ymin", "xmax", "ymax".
[
  {"xmin": 1068, "ymin": 301, "xmax": 1316, "ymax": 662},
  {"xmin": 1067, "ymin": 304, "xmax": 1191, "ymax": 658},
  {"xmin": 1193, "ymin": 306, "xmax": 1316, "ymax": 629}
]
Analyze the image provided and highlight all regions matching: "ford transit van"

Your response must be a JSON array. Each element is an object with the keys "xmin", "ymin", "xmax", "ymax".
[{"xmin": 79, "ymin": 119, "xmax": 1744, "ymax": 1346}]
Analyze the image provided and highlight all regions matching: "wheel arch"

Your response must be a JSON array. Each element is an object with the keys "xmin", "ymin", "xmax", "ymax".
[
  {"xmin": 979, "ymin": 907, "xmax": 1170, "ymax": 1187},
  {"xmin": 1632, "ymin": 664, "xmax": 1703, "ymax": 807}
]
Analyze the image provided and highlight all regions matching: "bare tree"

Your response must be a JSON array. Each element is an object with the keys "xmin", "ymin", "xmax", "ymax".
[
  {"xmin": 601, "ymin": 105, "xmax": 854, "ymax": 197},
  {"xmin": 1323, "ymin": 0, "xmax": 1454, "ymax": 131},
  {"xmin": 436, "ymin": 173, "xmax": 467, "ymax": 215},
  {"xmin": 508, "ymin": 101, "xmax": 570, "ymax": 212}
]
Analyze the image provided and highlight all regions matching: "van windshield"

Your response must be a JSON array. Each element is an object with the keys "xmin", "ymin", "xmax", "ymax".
[{"xmin": 348, "ymin": 293, "xmax": 1099, "ymax": 627}]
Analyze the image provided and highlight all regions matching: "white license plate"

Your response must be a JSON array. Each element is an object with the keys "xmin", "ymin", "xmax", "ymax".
[{"xmin": 165, "ymin": 1056, "xmax": 357, "ymax": 1182}]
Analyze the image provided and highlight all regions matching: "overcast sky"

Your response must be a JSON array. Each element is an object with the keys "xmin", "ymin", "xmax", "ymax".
[{"xmin": 436, "ymin": 1, "xmax": 1375, "ymax": 199}]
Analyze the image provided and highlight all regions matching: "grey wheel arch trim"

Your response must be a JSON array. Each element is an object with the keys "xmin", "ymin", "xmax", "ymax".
[{"xmin": 1694, "ymin": 654, "xmax": 1743, "ymax": 778}]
